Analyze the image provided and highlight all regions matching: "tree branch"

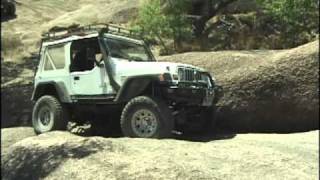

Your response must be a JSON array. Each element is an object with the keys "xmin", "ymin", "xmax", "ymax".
[{"xmin": 192, "ymin": 0, "xmax": 237, "ymax": 37}]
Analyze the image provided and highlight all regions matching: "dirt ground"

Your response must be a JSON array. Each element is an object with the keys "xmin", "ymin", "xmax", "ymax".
[{"xmin": 1, "ymin": 127, "xmax": 319, "ymax": 180}]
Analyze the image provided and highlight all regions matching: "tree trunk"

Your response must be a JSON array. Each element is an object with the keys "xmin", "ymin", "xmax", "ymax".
[{"xmin": 191, "ymin": 0, "xmax": 237, "ymax": 39}]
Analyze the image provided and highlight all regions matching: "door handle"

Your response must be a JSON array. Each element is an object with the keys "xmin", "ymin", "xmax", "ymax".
[{"xmin": 74, "ymin": 76, "xmax": 80, "ymax": 80}]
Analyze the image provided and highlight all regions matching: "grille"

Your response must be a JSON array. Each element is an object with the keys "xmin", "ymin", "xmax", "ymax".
[{"xmin": 178, "ymin": 67, "xmax": 202, "ymax": 82}]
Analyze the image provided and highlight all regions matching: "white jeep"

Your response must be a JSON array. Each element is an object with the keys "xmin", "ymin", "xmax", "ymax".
[{"xmin": 31, "ymin": 24, "xmax": 223, "ymax": 138}]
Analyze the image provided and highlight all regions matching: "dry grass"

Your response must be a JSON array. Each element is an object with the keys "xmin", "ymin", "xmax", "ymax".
[
  {"xmin": 1, "ymin": 0, "xmax": 140, "ymax": 62},
  {"xmin": 1, "ymin": 33, "xmax": 25, "ymax": 61}
]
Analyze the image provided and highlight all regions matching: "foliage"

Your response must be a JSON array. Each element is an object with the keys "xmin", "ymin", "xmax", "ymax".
[
  {"xmin": 135, "ymin": 0, "xmax": 192, "ymax": 50},
  {"xmin": 134, "ymin": 0, "xmax": 319, "ymax": 52},
  {"xmin": 133, "ymin": 0, "xmax": 165, "ymax": 40},
  {"xmin": 257, "ymin": 0, "xmax": 319, "ymax": 46},
  {"xmin": 257, "ymin": 0, "xmax": 318, "ymax": 25}
]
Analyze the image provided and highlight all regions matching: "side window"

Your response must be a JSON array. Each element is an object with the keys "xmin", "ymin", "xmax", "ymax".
[
  {"xmin": 43, "ymin": 45, "xmax": 66, "ymax": 71},
  {"xmin": 70, "ymin": 38, "xmax": 101, "ymax": 72}
]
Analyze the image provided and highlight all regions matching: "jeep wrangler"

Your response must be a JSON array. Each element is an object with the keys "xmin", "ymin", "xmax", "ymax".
[{"xmin": 31, "ymin": 24, "xmax": 223, "ymax": 138}]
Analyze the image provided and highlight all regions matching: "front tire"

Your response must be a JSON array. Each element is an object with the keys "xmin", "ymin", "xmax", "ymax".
[
  {"xmin": 32, "ymin": 95, "xmax": 69, "ymax": 134},
  {"xmin": 120, "ymin": 96, "xmax": 174, "ymax": 138},
  {"xmin": 201, "ymin": 106, "xmax": 217, "ymax": 133},
  {"xmin": 180, "ymin": 106, "xmax": 216, "ymax": 135}
]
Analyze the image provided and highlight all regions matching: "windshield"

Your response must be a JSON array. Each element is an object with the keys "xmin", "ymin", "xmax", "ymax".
[{"xmin": 105, "ymin": 38, "xmax": 154, "ymax": 62}]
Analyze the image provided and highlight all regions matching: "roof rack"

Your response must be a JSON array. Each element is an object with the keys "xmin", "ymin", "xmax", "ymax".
[{"xmin": 41, "ymin": 23, "xmax": 144, "ymax": 42}]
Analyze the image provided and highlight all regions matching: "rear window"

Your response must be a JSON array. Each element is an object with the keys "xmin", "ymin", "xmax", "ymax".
[
  {"xmin": 43, "ymin": 55, "xmax": 54, "ymax": 71},
  {"xmin": 43, "ymin": 44, "xmax": 66, "ymax": 71}
]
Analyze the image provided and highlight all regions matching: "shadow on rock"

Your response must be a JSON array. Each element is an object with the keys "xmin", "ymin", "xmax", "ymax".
[
  {"xmin": 1, "ymin": 14, "xmax": 17, "ymax": 22},
  {"xmin": 1, "ymin": 135, "xmax": 108, "ymax": 180},
  {"xmin": 173, "ymin": 130, "xmax": 237, "ymax": 142},
  {"xmin": 69, "ymin": 120, "xmax": 237, "ymax": 143}
]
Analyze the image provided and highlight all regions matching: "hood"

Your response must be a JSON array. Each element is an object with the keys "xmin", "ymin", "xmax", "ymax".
[
  {"xmin": 109, "ymin": 57, "xmax": 209, "ymax": 85},
  {"xmin": 110, "ymin": 58, "xmax": 206, "ymax": 77}
]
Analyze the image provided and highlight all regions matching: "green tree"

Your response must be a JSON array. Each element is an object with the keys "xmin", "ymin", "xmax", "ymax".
[
  {"xmin": 135, "ymin": 0, "xmax": 192, "ymax": 51},
  {"xmin": 257, "ymin": 0, "xmax": 319, "ymax": 46}
]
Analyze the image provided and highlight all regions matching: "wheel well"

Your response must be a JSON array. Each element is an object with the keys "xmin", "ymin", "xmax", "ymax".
[
  {"xmin": 139, "ymin": 81, "xmax": 163, "ymax": 98},
  {"xmin": 115, "ymin": 76, "xmax": 162, "ymax": 103},
  {"xmin": 124, "ymin": 80, "xmax": 166, "ymax": 102},
  {"xmin": 33, "ymin": 84, "xmax": 59, "ymax": 101},
  {"xmin": 139, "ymin": 82, "xmax": 153, "ymax": 96}
]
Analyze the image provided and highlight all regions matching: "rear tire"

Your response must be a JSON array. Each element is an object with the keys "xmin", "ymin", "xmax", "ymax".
[
  {"xmin": 120, "ymin": 96, "xmax": 174, "ymax": 138},
  {"xmin": 7, "ymin": 3, "xmax": 15, "ymax": 16},
  {"xmin": 32, "ymin": 95, "xmax": 69, "ymax": 134}
]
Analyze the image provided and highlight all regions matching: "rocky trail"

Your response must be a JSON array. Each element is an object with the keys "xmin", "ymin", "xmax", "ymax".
[{"xmin": 1, "ymin": 127, "xmax": 318, "ymax": 180}]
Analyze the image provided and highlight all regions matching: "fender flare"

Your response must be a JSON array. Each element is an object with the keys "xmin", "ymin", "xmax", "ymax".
[
  {"xmin": 114, "ymin": 75, "xmax": 160, "ymax": 103},
  {"xmin": 31, "ymin": 81, "xmax": 71, "ymax": 103}
]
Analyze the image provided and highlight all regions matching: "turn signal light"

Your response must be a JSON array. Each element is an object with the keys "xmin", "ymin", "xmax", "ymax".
[{"xmin": 172, "ymin": 74, "xmax": 179, "ymax": 80}]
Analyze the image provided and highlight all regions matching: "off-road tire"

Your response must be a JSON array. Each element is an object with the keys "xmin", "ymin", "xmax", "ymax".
[
  {"xmin": 201, "ymin": 106, "xmax": 217, "ymax": 134},
  {"xmin": 181, "ymin": 105, "xmax": 217, "ymax": 135},
  {"xmin": 32, "ymin": 95, "xmax": 69, "ymax": 134},
  {"xmin": 7, "ymin": 3, "xmax": 15, "ymax": 16},
  {"xmin": 120, "ymin": 96, "xmax": 174, "ymax": 138}
]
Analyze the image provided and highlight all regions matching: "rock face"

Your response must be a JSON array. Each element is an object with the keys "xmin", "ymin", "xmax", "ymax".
[
  {"xmin": 160, "ymin": 40, "xmax": 319, "ymax": 132},
  {"xmin": 1, "ymin": 85, "xmax": 33, "ymax": 128},
  {"xmin": 1, "ymin": 127, "xmax": 35, "ymax": 157},
  {"xmin": 1, "ymin": 129, "xmax": 318, "ymax": 180}
]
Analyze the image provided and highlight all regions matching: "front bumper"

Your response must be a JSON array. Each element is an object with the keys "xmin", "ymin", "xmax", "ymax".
[{"xmin": 161, "ymin": 84, "xmax": 223, "ymax": 106}]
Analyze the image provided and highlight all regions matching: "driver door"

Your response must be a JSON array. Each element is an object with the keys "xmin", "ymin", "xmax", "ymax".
[{"xmin": 69, "ymin": 38, "xmax": 108, "ymax": 96}]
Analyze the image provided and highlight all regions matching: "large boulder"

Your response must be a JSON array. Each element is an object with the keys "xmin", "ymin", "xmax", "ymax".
[
  {"xmin": 160, "ymin": 40, "xmax": 319, "ymax": 132},
  {"xmin": 1, "ymin": 127, "xmax": 35, "ymax": 157},
  {"xmin": 1, "ymin": 130, "xmax": 318, "ymax": 180}
]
